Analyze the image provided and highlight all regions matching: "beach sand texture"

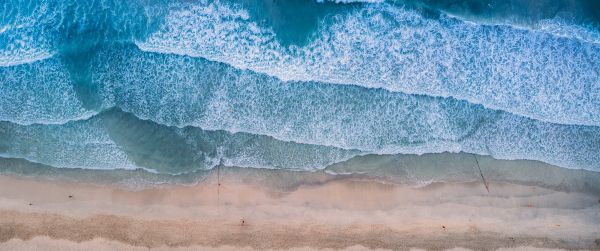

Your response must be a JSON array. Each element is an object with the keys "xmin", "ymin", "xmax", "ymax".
[{"xmin": 1, "ymin": 169, "xmax": 599, "ymax": 251}]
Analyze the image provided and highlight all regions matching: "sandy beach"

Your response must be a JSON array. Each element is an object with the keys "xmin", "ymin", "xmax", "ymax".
[{"xmin": 0, "ymin": 167, "xmax": 599, "ymax": 251}]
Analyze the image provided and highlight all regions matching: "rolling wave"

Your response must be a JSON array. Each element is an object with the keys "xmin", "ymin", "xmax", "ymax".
[
  {"xmin": 136, "ymin": 1, "xmax": 600, "ymax": 127},
  {"xmin": 3, "ymin": 1, "xmax": 599, "ymax": 125},
  {"xmin": 0, "ymin": 109, "xmax": 360, "ymax": 173},
  {"xmin": 0, "ymin": 0, "xmax": 599, "ymax": 174},
  {"xmin": 0, "ymin": 57, "xmax": 98, "ymax": 125},
  {"xmin": 0, "ymin": 114, "xmax": 138, "ymax": 170},
  {"xmin": 92, "ymin": 46, "xmax": 600, "ymax": 171},
  {"xmin": 0, "ymin": 0, "xmax": 57, "ymax": 66},
  {"xmin": 398, "ymin": 0, "xmax": 600, "ymax": 40},
  {"xmin": 1, "ymin": 44, "xmax": 599, "ymax": 171},
  {"xmin": 0, "ymin": 0, "xmax": 164, "ymax": 66}
]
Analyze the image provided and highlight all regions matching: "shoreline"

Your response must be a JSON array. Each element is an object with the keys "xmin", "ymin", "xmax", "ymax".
[
  {"xmin": 1, "ymin": 171, "xmax": 599, "ymax": 250},
  {"xmin": 2, "ymin": 152, "xmax": 600, "ymax": 193}
]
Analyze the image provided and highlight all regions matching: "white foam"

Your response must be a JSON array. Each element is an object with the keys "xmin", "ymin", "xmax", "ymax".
[
  {"xmin": 0, "ymin": 57, "xmax": 99, "ymax": 125},
  {"xmin": 0, "ymin": 25, "xmax": 10, "ymax": 34},
  {"xmin": 0, "ymin": 0, "xmax": 60, "ymax": 67},
  {"xmin": 535, "ymin": 19, "xmax": 600, "ymax": 45},
  {"xmin": 0, "ymin": 119, "xmax": 138, "ymax": 170},
  {"xmin": 0, "ymin": 51, "xmax": 55, "ymax": 67},
  {"xmin": 136, "ymin": 2, "xmax": 600, "ymax": 127},
  {"xmin": 91, "ymin": 46, "xmax": 600, "ymax": 171},
  {"xmin": 0, "ymin": 26, "xmax": 57, "ymax": 67},
  {"xmin": 0, "ymin": 1, "xmax": 598, "ymax": 172}
]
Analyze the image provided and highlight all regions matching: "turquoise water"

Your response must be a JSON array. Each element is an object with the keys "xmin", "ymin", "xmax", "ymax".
[{"xmin": 0, "ymin": 0, "xmax": 599, "ymax": 179}]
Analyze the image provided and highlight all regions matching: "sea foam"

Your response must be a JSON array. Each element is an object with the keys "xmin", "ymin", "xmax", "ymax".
[
  {"xmin": 137, "ymin": 2, "xmax": 600, "ymax": 127},
  {"xmin": 0, "ymin": 0, "xmax": 599, "ymax": 174},
  {"xmin": 92, "ymin": 46, "xmax": 600, "ymax": 171}
]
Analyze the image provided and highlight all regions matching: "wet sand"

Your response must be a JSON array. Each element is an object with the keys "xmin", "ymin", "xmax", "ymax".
[{"xmin": 0, "ymin": 171, "xmax": 599, "ymax": 250}]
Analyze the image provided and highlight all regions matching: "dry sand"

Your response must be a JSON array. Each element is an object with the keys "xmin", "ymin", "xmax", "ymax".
[{"xmin": 0, "ymin": 172, "xmax": 599, "ymax": 250}]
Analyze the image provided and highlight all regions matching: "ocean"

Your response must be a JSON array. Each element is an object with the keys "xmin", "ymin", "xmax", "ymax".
[{"xmin": 1, "ymin": 0, "xmax": 599, "ymax": 187}]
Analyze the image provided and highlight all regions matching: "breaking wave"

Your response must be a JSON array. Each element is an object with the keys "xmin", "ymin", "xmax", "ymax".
[{"xmin": 1, "ymin": 0, "xmax": 599, "ymax": 175}]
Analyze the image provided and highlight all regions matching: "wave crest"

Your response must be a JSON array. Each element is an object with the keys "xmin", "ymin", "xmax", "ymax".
[{"xmin": 137, "ymin": 2, "xmax": 600, "ymax": 127}]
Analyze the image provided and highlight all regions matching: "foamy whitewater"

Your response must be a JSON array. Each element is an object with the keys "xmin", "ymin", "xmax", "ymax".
[{"xmin": 0, "ymin": 0, "xmax": 599, "ymax": 179}]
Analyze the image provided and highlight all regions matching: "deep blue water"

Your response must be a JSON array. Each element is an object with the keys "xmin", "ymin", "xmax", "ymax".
[{"xmin": 0, "ymin": 0, "xmax": 599, "ymax": 176}]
